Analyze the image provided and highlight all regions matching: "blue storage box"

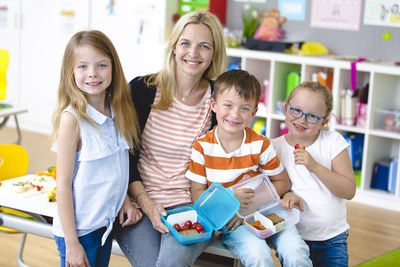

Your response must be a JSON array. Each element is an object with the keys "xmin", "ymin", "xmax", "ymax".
[{"xmin": 161, "ymin": 182, "xmax": 239, "ymax": 245}]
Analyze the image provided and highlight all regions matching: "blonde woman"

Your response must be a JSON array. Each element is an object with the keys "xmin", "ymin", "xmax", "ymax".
[{"xmin": 113, "ymin": 11, "xmax": 227, "ymax": 267}]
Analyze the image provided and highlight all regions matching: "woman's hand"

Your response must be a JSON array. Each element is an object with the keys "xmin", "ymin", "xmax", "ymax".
[
  {"xmin": 140, "ymin": 197, "xmax": 169, "ymax": 234},
  {"xmin": 66, "ymin": 240, "xmax": 90, "ymax": 267},
  {"xmin": 234, "ymin": 188, "xmax": 255, "ymax": 208},
  {"xmin": 119, "ymin": 194, "xmax": 143, "ymax": 227},
  {"xmin": 280, "ymin": 191, "xmax": 304, "ymax": 211},
  {"xmin": 224, "ymin": 214, "xmax": 244, "ymax": 231}
]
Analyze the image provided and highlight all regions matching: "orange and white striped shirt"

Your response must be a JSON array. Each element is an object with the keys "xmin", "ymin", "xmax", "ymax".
[
  {"xmin": 186, "ymin": 126, "xmax": 283, "ymax": 188},
  {"xmin": 138, "ymin": 87, "xmax": 212, "ymax": 207}
]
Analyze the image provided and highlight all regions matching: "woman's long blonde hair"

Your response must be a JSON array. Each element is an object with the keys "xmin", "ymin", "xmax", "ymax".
[
  {"xmin": 146, "ymin": 10, "xmax": 227, "ymax": 110},
  {"xmin": 51, "ymin": 30, "xmax": 140, "ymax": 152}
]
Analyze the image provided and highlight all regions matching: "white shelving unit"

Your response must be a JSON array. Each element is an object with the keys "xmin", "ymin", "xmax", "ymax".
[{"xmin": 226, "ymin": 47, "xmax": 400, "ymax": 212}]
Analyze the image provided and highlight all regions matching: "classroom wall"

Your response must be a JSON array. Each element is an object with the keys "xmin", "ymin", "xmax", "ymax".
[{"xmin": 226, "ymin": 0, "xmax": 399, "ymax": 62}]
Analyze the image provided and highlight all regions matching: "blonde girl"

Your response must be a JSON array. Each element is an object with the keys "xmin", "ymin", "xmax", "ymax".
[
  {"xmin": 272, "ymin": 81, "xmax": 355, "ymax": 266},
  {"xmin": 52, "ymin": 30, "xmax": 141, "ymax": 267}
]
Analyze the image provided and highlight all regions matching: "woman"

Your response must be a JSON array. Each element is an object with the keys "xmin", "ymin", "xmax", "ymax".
[{"xmin": 113, "ymin": 11, "xmax": 227, "ymax": 267}]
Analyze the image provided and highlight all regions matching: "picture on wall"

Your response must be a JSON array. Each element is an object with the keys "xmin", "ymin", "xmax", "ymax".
[
  {"xmin": 363, "ymin": 0, "xmax": 400, "ymax": 27},
  {"xmin": 279, "ymin": 0, "xmax": 306, "ymax": 21},
  {"xmin": 310, "ymin": 0, "xmax": 362, "ymax": 31}
]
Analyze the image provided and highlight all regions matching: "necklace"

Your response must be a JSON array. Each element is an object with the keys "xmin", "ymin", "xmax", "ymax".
[
  {"xmin": 178, "ymin": 84, "xmax": 201, "ymax": 102},
  {"xmin": 181, "ymin": 90, "xmax": 197, "ymax": 102}
]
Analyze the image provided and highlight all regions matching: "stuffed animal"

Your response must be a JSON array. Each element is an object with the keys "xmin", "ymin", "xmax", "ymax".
[{"xmin": 253, "ymin": 9, "xmax": 286, "ymax": 41}]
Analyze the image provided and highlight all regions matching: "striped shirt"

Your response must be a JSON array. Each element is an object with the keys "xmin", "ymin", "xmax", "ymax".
[
  {"xmin": 186, "ymin": 126, "xmax": 283, "ymax": 188},
  {"xmin": 138, "ymin": 86, "xmax": 212, "ymax": 207}
]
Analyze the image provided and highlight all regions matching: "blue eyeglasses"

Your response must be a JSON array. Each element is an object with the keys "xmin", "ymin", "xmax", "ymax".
[{"xmin": 288, "ymin": 104, "xmax": 326, "ymax": 124}]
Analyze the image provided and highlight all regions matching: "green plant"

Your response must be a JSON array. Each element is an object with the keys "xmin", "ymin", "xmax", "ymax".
[{"xmin": 242, "ymin": 5, "xmax": 260, "ymax": 39}]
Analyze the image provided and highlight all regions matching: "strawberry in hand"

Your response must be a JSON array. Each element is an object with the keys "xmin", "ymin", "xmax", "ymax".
[{"xmin": 295, "ymin": 144, "xmax": 305, "ymax": 150}]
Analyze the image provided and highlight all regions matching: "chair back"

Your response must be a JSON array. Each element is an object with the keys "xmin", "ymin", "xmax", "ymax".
[
  {"xmin": 0, "ymin": 144, "xmax": 29, "ymax": 181},
  {"xmin": 0, "ymin": 49, "xmax": 9, "ymax": 100}
]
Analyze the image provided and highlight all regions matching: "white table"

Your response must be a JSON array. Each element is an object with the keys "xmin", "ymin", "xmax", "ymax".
[
  {"xmin": 0, "ymin": 107, "xmax": 28, "ymax": 145},
  {"xmin": 0, "ymin": 176, "xmax": 241, "ymax": 267},
  {"xmin": 0, "ymin": 175, "xmax": 56, "ymax": 267}
]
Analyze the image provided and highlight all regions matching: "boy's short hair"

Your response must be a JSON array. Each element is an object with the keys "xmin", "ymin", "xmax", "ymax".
[{"xmin": 213, "ymin": 69, "xmax": 261, "ymax": 107}]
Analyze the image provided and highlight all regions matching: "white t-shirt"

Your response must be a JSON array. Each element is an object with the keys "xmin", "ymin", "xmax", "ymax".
[{"xmin": 272, "ymin": 130, "xmax": 350, "ymax": 241}]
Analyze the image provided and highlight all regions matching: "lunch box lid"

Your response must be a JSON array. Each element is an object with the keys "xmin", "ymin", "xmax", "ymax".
[
  {"xmin": 194, "ymin": 182, "xmax": 240, "ymax": 230},
  {"xmin": 232, "ymin": 174, "xmax": 280, "ymax": 217}
]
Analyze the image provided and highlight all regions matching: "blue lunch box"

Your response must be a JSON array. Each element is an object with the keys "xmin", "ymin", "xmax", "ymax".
[{"xmin": 161, "ymin": 182, "xmax": 240, "ymax": 245}]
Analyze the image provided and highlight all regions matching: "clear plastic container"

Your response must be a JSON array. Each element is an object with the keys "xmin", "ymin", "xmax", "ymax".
[
  {"xmin": 375, "ymin": 108, "xmax": 400, "ymax": 133},
  {"xmin": 233, "ymin": 174, "xmax": 300, "ymax": 239},
  {"xmin": 161, "ymin": 183, "xmax": 239, "ymax": 245}
]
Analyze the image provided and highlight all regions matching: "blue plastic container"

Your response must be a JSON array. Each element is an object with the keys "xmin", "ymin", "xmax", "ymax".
[{"xmin": 161, "ymin": 183, "xmax": 239, "ymax": 245}]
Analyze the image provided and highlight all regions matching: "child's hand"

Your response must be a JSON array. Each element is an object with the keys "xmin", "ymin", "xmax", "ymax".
[
  {"xmin": 119, "ymin": 200, "xmax": 143, "ymax": 227},
  {"xmin": 66, "ymin": 240, "xmax": 90, "ymax": 267},
  {"xmin": 224, "ymin": 214, "xmax": 244, "ymax": 231},
  {"xmin": 280, "ymin": 191, "xmax": 304, "ymax": 211},
  {"xmin": 294, "ymin": 148, "xmax": 319, "ymax": 172},
  {"xmin": 234, "ymin": 188, "xmax": 255, "ymax": 208}
]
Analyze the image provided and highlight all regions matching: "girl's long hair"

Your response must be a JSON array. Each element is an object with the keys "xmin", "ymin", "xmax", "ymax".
[
  {"xmin": 51, "ymin": 30, "xmax": 140, "ymax": 152},
  {"xmin": 146, "ymin": 10, "xmax": 227, "ymax": 110}
]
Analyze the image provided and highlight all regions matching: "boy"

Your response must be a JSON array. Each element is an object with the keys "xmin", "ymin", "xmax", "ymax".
[{"xmin": 186, "ymin": 69, "xmax": 312, "ymax": 267}]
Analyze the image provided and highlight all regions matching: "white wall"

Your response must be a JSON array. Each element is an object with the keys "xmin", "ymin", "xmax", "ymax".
[{"xmin": 0, "ymin": 0, "xmax": 175, "ymax": 134}]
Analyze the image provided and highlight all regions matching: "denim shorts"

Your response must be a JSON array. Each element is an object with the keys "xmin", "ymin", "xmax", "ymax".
[
  {"xmin": 54, "ymin": 227, "xmax": 112, "ymax": 267},
  {"xmin": 306, "ymin": 230, "xmax": 349, "ymax": 267}
]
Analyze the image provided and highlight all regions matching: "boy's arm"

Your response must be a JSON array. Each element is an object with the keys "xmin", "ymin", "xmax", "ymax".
[
  {"xmin": 269, "ymin": 169, "xmax": 291, "ymax": 197},
  {"xmin": 190, "ymin": 180, "xmax": 207, "ymax": 202}
]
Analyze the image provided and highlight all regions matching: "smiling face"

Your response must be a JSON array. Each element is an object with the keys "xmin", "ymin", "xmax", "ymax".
[
  {"xmin": 173, "ymin": 23, "xmax": 214, "ymax": 79},
  {"xmin": 211, "ymin": 87, "xmax": 257, "ymax": 138},
  {"xmin": 285, "ymin": 88, "xmax": 328, "ymax": 142},
  {"xmin": 73, "ymin": 44, "xmax": 112, "ymax": 101}
]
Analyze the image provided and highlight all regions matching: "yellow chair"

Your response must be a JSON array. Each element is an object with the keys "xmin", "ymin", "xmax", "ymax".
[
  {"xmin": 0, "ymin": 144, "xmax": 47, "ymax": 266},
  {"xmin": 0, "ymin": 49, "xmax": 9, "ymax": 101},
  {"xmin": 0, "ymin": 144, "xmax": 29, "ymax": 180}
]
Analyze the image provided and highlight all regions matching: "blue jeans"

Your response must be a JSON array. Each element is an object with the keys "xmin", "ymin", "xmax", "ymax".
[
  {"xmin": 306, "ymin": 231, "xmax": 349, "ymax": 267},
  {"xmin": 54, "ymin": 227, "xmax": 113, "ymax": 267},
  {"xmin": 113, "ymin": 203, "xmax": 212, "ymax": 267},
  {"xmin": 222, "ymin": 225, "xmax": 312, "ymax": 267}
]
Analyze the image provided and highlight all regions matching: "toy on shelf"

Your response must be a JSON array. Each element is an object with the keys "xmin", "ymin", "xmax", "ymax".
[
  {"xmin": 253, "ymin": 8, "xmax": 286, "ymax": 41},
  {"xmin": 300, "ymin": 41, "xmax": 329, "ymax": 56},
  {"xmin": 252, "ymin": 119, "xmax": 266, "ymax": 136}
]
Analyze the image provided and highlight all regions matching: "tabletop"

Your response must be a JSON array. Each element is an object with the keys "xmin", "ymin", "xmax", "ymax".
[
  {"xmin": 0, "ymin": 107, "xmax": 28, "ymax": 117},
  {"xmin": 0, "ymin": 174, "xmax": 56, "ymax": 217}
]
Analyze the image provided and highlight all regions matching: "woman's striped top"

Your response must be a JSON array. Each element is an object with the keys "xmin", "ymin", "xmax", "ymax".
[{"xmin": 137, "ymin": 86, "xmax": 212, "ymax": 207}]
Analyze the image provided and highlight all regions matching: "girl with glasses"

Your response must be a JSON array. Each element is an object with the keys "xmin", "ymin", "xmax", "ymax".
[{"xmin": 272, "ymin": 81, "xmax": 356, "ymax": 266}]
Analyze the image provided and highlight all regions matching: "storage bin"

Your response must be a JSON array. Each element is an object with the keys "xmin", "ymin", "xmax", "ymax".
[
  {"xmin": 375, "ymin": 108, "xmax": 400, "ymax": 133},
  {"xmin": 161, "ymin": 183, "xmax": 239, "ymax": 245},
  {"xmin": 232, "ymin": 174, "xmax": 300, "ymax": 239}
]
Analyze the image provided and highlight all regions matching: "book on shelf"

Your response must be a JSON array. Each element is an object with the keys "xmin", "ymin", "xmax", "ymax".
[
  {"xmin": 371, "ymin": 158, "xmax": 398, "ymax": 194},
  {"xmin": 388, "ymin": 159, "xmax": 398, "ymax": 194}
]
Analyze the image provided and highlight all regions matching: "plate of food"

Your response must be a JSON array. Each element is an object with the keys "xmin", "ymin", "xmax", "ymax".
[{"xmin": 0, "ymin": 174, "xmax": 56, "ymax": 198}]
